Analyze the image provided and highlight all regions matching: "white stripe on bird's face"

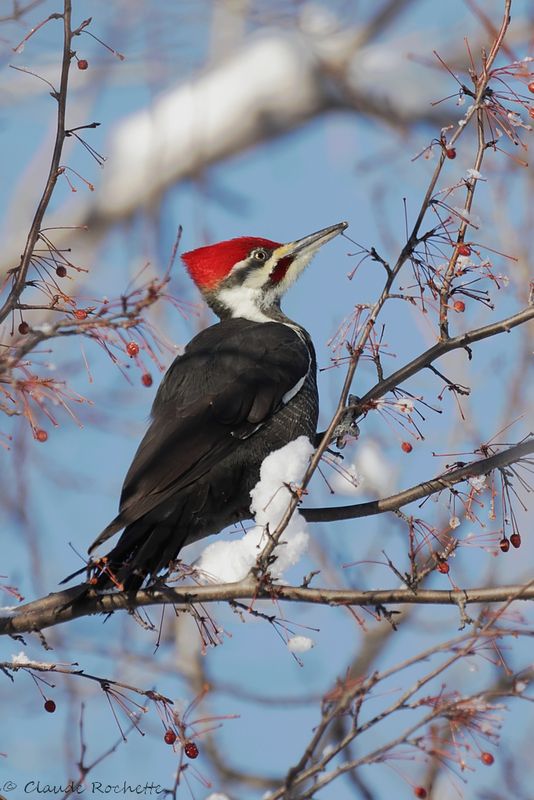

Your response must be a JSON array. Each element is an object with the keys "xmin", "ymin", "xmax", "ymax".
[{"xmin": 217, "ymin": 285, "xmax": 273, "ymax": 323}]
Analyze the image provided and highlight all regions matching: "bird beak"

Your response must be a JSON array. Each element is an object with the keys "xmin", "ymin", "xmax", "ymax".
[
  {"xmin": 266, "ymin": 221, "xmax": 348, "ymax": 291},
  {"xmin": 272, "ymin": 221, "xmax": 348, "ymax": 262}
]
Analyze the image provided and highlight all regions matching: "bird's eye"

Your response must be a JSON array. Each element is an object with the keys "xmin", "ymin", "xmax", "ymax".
[{"xmin": 253, "ymin": 249, "xmax": 268, "ymax": 262}]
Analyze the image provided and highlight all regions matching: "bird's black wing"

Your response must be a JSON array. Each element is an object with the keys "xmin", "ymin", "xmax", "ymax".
[{"xmin": 89, "ymin": 318, "xmax": 311, "ymax": 552}]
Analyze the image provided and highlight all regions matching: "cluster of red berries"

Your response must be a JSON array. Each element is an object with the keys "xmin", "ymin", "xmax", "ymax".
[
  {"xmin": 124, "ymin": 342, "xmax": 153, "ymax": 386},
  {"xmin": 163, "ymin": 730, "xmax": 199, "ymax": 758},
  {"xmin": 500, "ymin": 533, "xmax": 521, "ymax": 552}
]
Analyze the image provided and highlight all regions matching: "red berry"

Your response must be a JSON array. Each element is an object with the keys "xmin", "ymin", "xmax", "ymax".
[
  {"xmin": 401, "ymin": 441, "xmax": 413, "ymax": 453},
  {"xmin": 436, "ymin": 561, "xmax": 450, "ymax": 574},
  {"xmin": 457, "ymin": 244, "xmax": 471, "ymax": 256},
  {"xmin": 529, "ymin": 107, "xmax": 534, "ymax": 120},
  {"xmin": 184, "ymin": 741, "xmax": 199, "ymax": 759},
  {"xmin": 499, "ymin": 537, "xmax": 510, "ymax": 553},
  {"xmin": 510, "ymin": 532, "xmax": 521, "ymax": 549},
  {"xmin": 74, "ymin": 309, "xmax": 88, "ymax": 320},
  {"xmin": 126, "ymin": 341, "xmax": 140, "ymax": 357},
  {"xmin": 528, "ymin": 82, "xmax": 534, "ymax": 94},
  {"xmin": 77, "ymin": 59, "xmax": 89, "ymax": 70},
  {"xmin": 56, "ymin": 266, "xmax": 67, "ymax": 277},
  {"xmin": 453, "ymin": 300, "xmax": 466, "ymax": 313},
  {"xmin": 18, "ymin": 321, "xmax": 29, "ymax": 335},
  {"xmin": 446, "ymin": 147, "xmax": 456, "ymax": 159},
  {"xmin": 414, "ymin": 788, "xmax": 427, "ymax": 799},
  {"xmin": 35, "ymin": 429, "xmax": 48, "ymax": 443},
  {"xmin": 481, "ymin": 751, "xmax": 494, "ymax": 766},
  {"xmin": 44, "ymin": 699, "xmax": 56, "ymax": 713},
  {"xmin": 141, "ymin": 373, "xmax": 153, "ymax": 387},
  {"xmin": 164, "ymin": 729, "xmax": 176, "ymax": 745}
]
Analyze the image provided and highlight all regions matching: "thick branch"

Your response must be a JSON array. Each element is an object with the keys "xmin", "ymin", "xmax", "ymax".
[
  {"xmin": 302, "ymin": 438, "xmax": 534, "ymax": 523},
  {"xmin": 1, "ymin": 578, "xmax": 533, "ymax": 637}
]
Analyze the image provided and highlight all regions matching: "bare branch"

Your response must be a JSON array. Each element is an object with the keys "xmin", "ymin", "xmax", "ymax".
[
  {"xmin": 0, "ymin": 1, "xmax": 73, "ymax": 325},
  {"xmin": 302, "ymin": 438, "xmax": 534, "ymax": 523},
  {"xmin": 1, "ymin": 575, "xmax": 533, "ymax": 638}
]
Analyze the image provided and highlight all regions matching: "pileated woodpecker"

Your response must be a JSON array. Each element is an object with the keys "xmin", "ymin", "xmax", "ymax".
[{"xmin": 79, "ymin": 221, "xmax": 347, "ymax": 590}]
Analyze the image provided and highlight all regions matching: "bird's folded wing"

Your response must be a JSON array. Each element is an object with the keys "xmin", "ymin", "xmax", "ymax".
[{"xmin": 102, "ymin": 319, "xmax": 311, "ymax": 533}]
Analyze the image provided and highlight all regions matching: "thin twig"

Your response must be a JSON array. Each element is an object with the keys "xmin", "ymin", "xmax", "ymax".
[{"xmin": 0, "ymin": 1, "xmax": 72, "ymax": 326}]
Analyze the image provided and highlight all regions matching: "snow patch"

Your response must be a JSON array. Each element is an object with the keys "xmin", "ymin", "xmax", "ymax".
[
  {"xmin": 197, "ymin": 437, "xmax": 313, "ymax": 583},
  {"xmin": 287, "ymin": 635, "xmax": 314, "ymax": 653},
  {"xmin": 0, "ymin": 606, "xmax": 18, "ymax": 618},
  {"xmin": 31, "ymin": 323, "xmax": 53, "ymax": 334},
  {"xmin": 11, "ymin": 651, "xmax": 30, "ymax": 665},
  {"xmin": 469, "ymin": 475, "xmax": 487, "ymax": 492}
]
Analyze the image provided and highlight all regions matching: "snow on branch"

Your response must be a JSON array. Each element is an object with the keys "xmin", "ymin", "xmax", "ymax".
[
  {"xmin": 1, "ymin": 16, "xmax": 453, "ymax": 273},
  {"xmin": 197, "ymin": 436, "xmax": 313, "ymax": 583}
]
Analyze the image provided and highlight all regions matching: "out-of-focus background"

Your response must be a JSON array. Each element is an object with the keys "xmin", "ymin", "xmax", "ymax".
[{"xmin": 1, "ymin": 2, "xmax": 533, "ymax": 798}]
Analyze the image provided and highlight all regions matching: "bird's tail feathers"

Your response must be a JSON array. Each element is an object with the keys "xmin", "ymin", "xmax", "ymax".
[
  {"xmin": 88, "ymin": 515, "xmax": 125, "ymax": 555},
  {"xmin": 59, "ymin": 564, "xmax": 89, "ymax": 585}
]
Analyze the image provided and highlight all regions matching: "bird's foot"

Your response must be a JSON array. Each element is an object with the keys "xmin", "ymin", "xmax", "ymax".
[{"xmin": 332, "ymin": 394, "xmax": 360, "ymax": 449}]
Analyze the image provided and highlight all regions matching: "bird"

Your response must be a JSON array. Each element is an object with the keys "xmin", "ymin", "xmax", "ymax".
[{"xmin": 72, "ymin": 221, "xmax": 348, "ymax": 591}]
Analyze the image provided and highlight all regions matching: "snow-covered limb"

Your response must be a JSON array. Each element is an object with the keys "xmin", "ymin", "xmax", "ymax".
[
  {"xmin": 8, "ymin": 652, "xmax": 57, "ymax": 670},
  {"xmin": 197, "ymin": 437, "xmax": 313, "ymax": 583},
  {"xmin": 1, "ymin": 14, "xmax": 455, "ymax": 276}
]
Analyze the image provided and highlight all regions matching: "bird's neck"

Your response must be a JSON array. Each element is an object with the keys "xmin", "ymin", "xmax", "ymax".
[{"xmin": 209, "ymin": 285, "xmax": 292, "ymax": 326}]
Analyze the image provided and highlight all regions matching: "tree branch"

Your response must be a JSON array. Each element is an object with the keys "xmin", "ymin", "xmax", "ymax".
[
  {"xmin": 1, "ymin": 576, "xmax": 533, "ymax": 637},
  {"xmin": 302, "ymin": 437, "xmax": 534, "ymax": 522},
  {"xmin": 0, "ymin": 1, "xmax": 72, "ymax": 326},
  {"xmin": 314, "ymin": 305, "xmax": 534, "ymax": 442},
  {"xmin": 357, "ymin": 305, "xmax": 534, "ymax": 411}
]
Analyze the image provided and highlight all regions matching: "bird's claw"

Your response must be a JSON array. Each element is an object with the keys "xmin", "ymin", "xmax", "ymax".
[{"xmin": 333, "ymin": 394, "xmax": 360, "ymax": 449}]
